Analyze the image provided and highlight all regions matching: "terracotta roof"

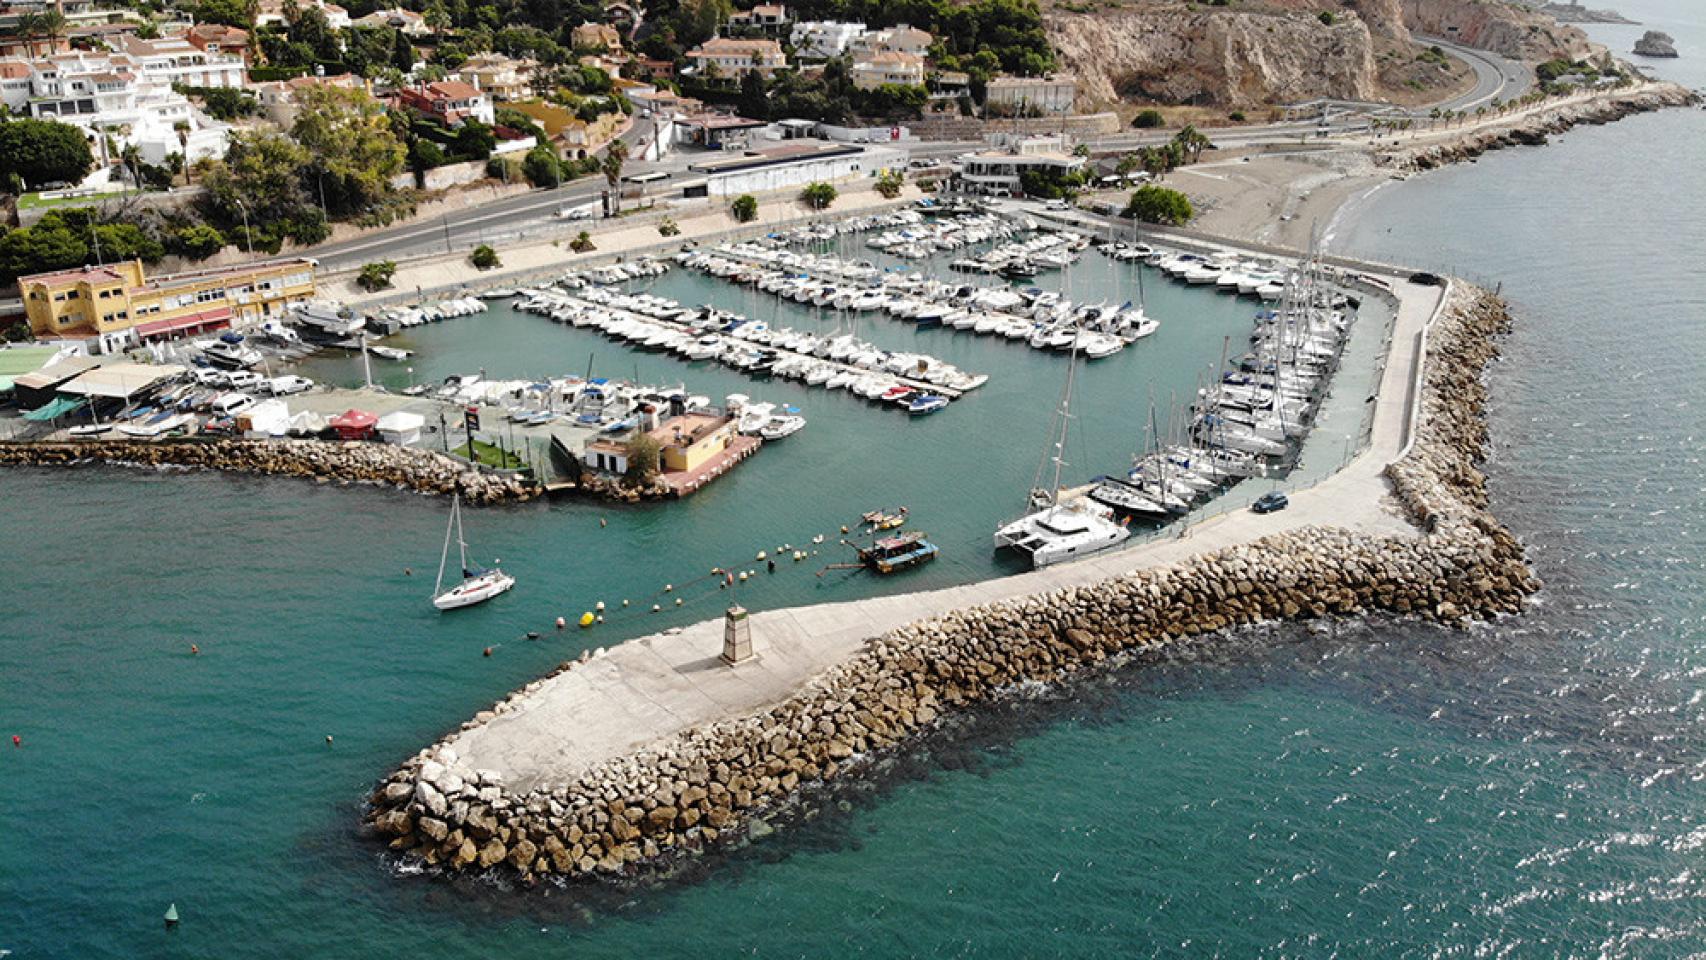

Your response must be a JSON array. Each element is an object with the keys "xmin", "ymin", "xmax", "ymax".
[
  {"xmin": 0, "ymin": 60, "xmax": 31, "ymax": 78},
  {"xmin": 425, "ymin": 79, "xmax": 482, "ymax": 100},
  {"xmin": 689, "ymin": 37, "xmax": 783, "ymax": 56}
]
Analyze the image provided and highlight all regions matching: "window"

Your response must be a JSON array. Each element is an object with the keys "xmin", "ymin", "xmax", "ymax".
[{"xmin": 196, "ymin": 287, "xmax": 224, "ymax": 303}]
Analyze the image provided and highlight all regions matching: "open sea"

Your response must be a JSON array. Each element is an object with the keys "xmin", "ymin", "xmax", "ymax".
[{"xmin": 3, "ymin": 5, "xmax": 1703, "ymax": 955}]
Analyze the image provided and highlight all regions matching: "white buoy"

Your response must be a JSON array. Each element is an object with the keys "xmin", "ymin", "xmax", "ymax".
[
  {"xmin": 652, "ymin": 603, "xmax": 661, "ymax": 612},
  {"xmin": 664, "ymin": 583, "xmax": 673, "ymax": 592},
  {"xmin": 756, "ymin": 550, "xmax": 767, "ymax": 561},
  {"xmin": 595, "ymin": 601, "xmax": 606, "ymax": 612}
]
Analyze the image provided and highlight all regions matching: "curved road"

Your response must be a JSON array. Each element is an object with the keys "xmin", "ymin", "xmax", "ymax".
[{"xmin": 302, "ymin": 38, "xmax": 1534, "ymax": 273}]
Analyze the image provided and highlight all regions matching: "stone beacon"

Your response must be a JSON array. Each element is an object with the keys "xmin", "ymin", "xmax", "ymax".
[{"xmin": 721, "ymin": 606, "xmax": 753, "ymax": 665}]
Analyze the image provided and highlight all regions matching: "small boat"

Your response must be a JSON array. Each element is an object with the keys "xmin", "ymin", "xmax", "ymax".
[
  {"xmin": 369, "ymin": 345, "xmax": 412, "ymax": 361},
  {"xmin": 907, "ymin": 394, "xmax": 949, "ymax": 416},
  {"xmin": 431, "ymin": 495, "xmax": 515, "ymax": 611},
  {"xmin": 67, "ymin": 423, "xmax": 113, "ymax": 437},
  {"xmin": 857, "ymin": 530, "xmax": 939, "ymax": 574},
  {"xmin": 862, "ymin": 506, "xmax": 909, "ymax": 531}
]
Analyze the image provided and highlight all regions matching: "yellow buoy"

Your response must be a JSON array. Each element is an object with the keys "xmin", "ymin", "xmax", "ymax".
[{"xmin": 579, "ymin": 612, "xmax": 595, "ymax": 627}]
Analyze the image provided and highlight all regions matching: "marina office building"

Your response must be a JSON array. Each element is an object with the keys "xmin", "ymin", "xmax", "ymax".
[
  {"xmin": 677, "ymin": 142, "xmax": 905, "ymax": 198},
  {"xmin": 20, "ymin": 257, "xmax": 318, "ymax": 354}
]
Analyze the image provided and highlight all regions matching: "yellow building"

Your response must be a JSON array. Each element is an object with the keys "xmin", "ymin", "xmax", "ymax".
[
  {"xmin": 20, "ymin": 257, "xmax": 317, "ymax": 354},
  {"xmin": 585, "ymin": 413, "xmax": 737, "ymax": 475}
]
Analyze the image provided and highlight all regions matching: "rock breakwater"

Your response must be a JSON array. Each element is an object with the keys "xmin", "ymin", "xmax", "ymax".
[
  {"xmin": 365, "ymin": 285, "xmax": 1538, "ymax": 885},
  {"xmin": 1385, "ymin": 83, "xmax": 1698, "ymax": 172},
  {"xmin": 0, "ymin": 438, "xmax": 535, "ymax": 503}
]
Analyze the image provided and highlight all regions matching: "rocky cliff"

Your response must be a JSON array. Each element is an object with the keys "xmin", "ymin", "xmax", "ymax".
[
  {"xmin": 1047, "ymin": 5, "xmax": 1389, "ymax": 109},
  {"xmin": 1400, "ymin": 0, "xmax": 1597, "ymax": 60}
]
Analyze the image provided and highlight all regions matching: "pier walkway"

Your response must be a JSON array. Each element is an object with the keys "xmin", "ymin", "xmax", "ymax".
[{"xmin": 451, "ymin": 262, "xmax": 1448, "ymax": 794}]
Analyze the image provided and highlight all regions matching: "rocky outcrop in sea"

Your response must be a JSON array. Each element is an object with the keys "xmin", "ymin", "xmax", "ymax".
[
  {"xmin": 0, "ymin": 438, "xmax": 535, "ymax": 503},
  {"xmin": 1633, "ymin": 31, "xmax": 1679, "ymax": 58},
  {"xmin": 362, "ymin": 283, "xmax": 1542, "ymax": 886}
]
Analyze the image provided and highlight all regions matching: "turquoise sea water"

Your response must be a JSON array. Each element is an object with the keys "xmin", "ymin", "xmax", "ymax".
[{"xmin": 4, "ymin": 6, "xmax": 1705, "ymax": 954}]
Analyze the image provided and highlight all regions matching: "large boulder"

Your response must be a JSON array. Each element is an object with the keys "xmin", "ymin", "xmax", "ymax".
[{"xmin": 1633, "ymin": 31, "xmax": 1679, "ymax": 57}]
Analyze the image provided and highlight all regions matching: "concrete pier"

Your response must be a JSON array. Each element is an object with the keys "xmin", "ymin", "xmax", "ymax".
[{"xmin": 429, "ymin": 261, "xmax": 1444, "ymax": 794}]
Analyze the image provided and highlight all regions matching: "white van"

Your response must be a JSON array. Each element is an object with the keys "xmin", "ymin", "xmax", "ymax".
[{"xmin": 211, "ymin": 392, "xmax": 257, "ymax": 417}]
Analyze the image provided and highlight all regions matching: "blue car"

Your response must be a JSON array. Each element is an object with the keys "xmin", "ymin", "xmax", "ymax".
[{"xmin": 1252, "ymin": 491, "xmax": 1289, "ymax": 514}]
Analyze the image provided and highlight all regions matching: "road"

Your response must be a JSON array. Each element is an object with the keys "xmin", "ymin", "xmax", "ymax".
[{"xmin": 302, "ymin": 38, "xmax": 1533, "ymax": 274}]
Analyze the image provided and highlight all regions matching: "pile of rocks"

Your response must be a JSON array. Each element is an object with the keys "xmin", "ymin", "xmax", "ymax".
[
  {"xmin": 0, "ymin": 438, "xmax": 535, "ymax": 504},
  {"xmin": 1385, "ymin": 83, "xmax": 1698, "ymax": 172},
  {"xmin": 364, "ymin": 283, "xmax": 1542, "ymax": 885}
]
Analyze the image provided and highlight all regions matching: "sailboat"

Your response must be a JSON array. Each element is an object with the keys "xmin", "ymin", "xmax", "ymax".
[
  {"xmin": 993, "ymin": 321, "xmax": 1131, "ymax": 568},
  {"xmin": 432, "ymin": 495, "xmax": 515, "ymax": 611}
]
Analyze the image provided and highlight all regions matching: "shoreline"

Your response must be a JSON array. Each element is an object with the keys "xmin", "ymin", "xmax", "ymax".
[{"xmin": 1169, "ymin": 80, "xmax": 1697, "ymax": 250}]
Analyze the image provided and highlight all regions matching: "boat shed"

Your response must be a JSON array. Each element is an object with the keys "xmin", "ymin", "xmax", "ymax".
[
  {"xmin": 10, "ymin": 355, "xmax": 101, "ymax": 409},
  {"xmin": 680, "ymin": 142, "xmax": 904, "ymax": 198},
  {"xmin": 56, "ymin": 363, "xmax": 186, "ymax": 401}
]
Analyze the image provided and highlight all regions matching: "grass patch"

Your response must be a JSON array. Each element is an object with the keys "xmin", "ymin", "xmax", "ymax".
[
  {"xmin": 17, "ymin": 189, "xmax": 146, "ymax": 211},
  {"xmin": 453, "ymin": 439, "xmax": 527, "ymax": 469}
]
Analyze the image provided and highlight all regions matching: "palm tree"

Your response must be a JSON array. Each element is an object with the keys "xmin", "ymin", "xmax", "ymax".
[
  {"xmin": 37, "ymin": 9, "xmax": 66, "ymax": 56},
  {"xmin": 1172, "ymin": 124, "xmax": 1211, "ymax": 164},
  {"xmin": 601, "ymin": 138, "xmax": 626, "ymax": 213},
  {"xmin": 13, "ymin": 12, "xmax": 43, "ymax": 61}
]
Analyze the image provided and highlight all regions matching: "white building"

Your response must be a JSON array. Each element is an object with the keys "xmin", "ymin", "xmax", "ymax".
[
  {"xmin": 789, "ymin": 20, "xmax": 865, "ymax": 59},
  {"xmin": 850, "ymin": 24, "xmax": 932, "ymax": 59},
  {"xmin": 952, "ymin": 137, "xmax": 1084, "ymax": 197},
  {"xmin": 352, "ymin": 7, "xmax": 430, "ymax": 36},
  {"xmin": 0, "ymin": 50, "xmax": 230, "ymax": 167},
  {"xmin": 113, "ymin": 34, "xmax": 245, "ymax": 89},
  {"xmin": 256, "ymin": 0, "xmax": 351, "ymax": 29},
  {"xmin": 684, "ymin": 37, "xmax": 787, "ymax": 79},
  {"xmin": 983, "ymin": 76, "xmax": 1077, "ymax": 116},
  {"xmin": 678, "ymin": 141, "xmax": 903, "ymax": 198}
]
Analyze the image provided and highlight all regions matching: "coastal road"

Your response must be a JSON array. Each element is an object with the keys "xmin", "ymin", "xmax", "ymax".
[
  {"xmin": 1422, "ymin": 36, "xmax": 1534, "ymax": 112},
  {"xmin": 300, "ymin": 39, "xmax": 1533, "ymax": 275}
]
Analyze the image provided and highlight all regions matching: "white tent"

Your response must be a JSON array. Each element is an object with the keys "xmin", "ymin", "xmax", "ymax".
[
  {"xmin": 239, "ymin": 399, "xmax": 291, "ymax": 438},
  {"xmin": 376, "ymin": 410, "xmax": 425, "ymax": 445}
]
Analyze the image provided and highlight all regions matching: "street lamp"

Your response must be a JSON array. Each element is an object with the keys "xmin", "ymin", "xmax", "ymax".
[{"xmin": 233, "ymin": 197, "xmax": 255, "ymax": 257}]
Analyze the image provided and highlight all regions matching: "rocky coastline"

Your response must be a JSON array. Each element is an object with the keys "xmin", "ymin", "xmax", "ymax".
[
  {"xmin": 0, "ymin": 437, "xmax": 536, "ymax": 504},
  {"xmin": 1383, "ymin": 83, "xmax": 1699, "ymax": 172},
  {"xmin": 363, "ymin": 282, "xmax": 1540, "ymax": 886}
]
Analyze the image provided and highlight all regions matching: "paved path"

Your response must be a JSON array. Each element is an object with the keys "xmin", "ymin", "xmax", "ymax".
[{"xmin": 448, "ymin": 260, "xmax": 1448, "ymax": 793}]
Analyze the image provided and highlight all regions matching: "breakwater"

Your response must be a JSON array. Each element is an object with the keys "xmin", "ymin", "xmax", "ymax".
[
  {"xmin": 1383, "ymin": 82, "xmax": 1698, "ymax": 172},
  {"xmin": 363, "ymin": 282, "xmax": 1538, "ymax": 885},
  {"xmin": 0, "ymin": 438, "xmax": 535, "ymax": 504}
]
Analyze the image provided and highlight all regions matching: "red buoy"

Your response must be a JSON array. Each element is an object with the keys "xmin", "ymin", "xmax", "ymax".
[
  {"xmin": 11, "ymin": 735, "xmax": 19, "ymax": 747},
  {"xmin": 483, "ymin": 647, "xmax": 492, "ymax": 657},
  {"xmin": 190, "ymin": 644, "xmax": 200, "ymax": 655}
]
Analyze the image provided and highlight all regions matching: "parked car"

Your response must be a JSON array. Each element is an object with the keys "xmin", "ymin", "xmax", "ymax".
[
  {"xmin": 1408, "ymin": 271, "xmax": 1445, "ymax": 287},
  {"xmin": 264, "ymin": 375, "xmax": 314, "ymax": 396},
  {"xmin": 1251, "ymin": 491, "xmax": 1290, "ymax": 514},
  {"xmin": 1044, "ymin": 198, "xmax": 1070, "ymax": 210},
  {"xmin": 224, "ymin": 370, "xmax": 265, "ymax": 391},
  {"xmin": 210, "ymin": 392, "xmax": 256, "ymax": 417},
  {"xmin": 192, "ymin": 367, "xmax": 228, "ymax": 386}
]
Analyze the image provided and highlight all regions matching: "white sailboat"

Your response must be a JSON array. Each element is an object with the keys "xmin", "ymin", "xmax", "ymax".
[
  {"xmin": 432, "ymin": 495, "xmax": 515, "ymax": 611},
  {"xmin": 993, "ymin": 324, "xmax": 1131, "ymax": 568}
]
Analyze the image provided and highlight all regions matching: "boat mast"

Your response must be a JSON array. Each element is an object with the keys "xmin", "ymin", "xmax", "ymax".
[
  {"xmin": 434, "ymin": 494, "xmax": 458, "ymax": 596},
  {"xmin": 455, "ymin": 496, "xmax": 469, "ymax": 575}
]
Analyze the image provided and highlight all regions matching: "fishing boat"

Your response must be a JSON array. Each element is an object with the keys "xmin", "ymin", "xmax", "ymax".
[
  {"xmin": 431, "ymin": 495, "xmax": 515, "ymax": 611},
  {"xmin": 857, "ymin": 531, "xmax": 939, "ymax": 574}
]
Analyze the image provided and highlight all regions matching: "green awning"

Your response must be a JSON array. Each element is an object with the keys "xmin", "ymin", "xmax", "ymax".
[{"xmin": 23, "ymin": 396, "xmax": 85, "ymax": 421}]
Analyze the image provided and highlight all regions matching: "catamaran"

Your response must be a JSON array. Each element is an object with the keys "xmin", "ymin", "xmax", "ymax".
[
  {"xmin": 432, "ymin": 495, "xmax": 515, "ymax": 611},
  {"xmin": 993, "ymin": 323, "xmax": 1131, "ymax": 568}
]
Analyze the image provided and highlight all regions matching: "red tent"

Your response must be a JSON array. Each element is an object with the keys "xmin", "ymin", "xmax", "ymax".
[{"xmin": 328, "ymin": 408, "xmax": 379, "ymax": 440}]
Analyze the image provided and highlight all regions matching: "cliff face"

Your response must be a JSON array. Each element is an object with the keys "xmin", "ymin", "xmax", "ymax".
[
  {"xmin": 1048, "ymin": 7, "xmax": 1387, "ymax": 109},
  {"xmin": 1400, "ymin": 0, "xmax": 1598, "ymax": 60}
]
